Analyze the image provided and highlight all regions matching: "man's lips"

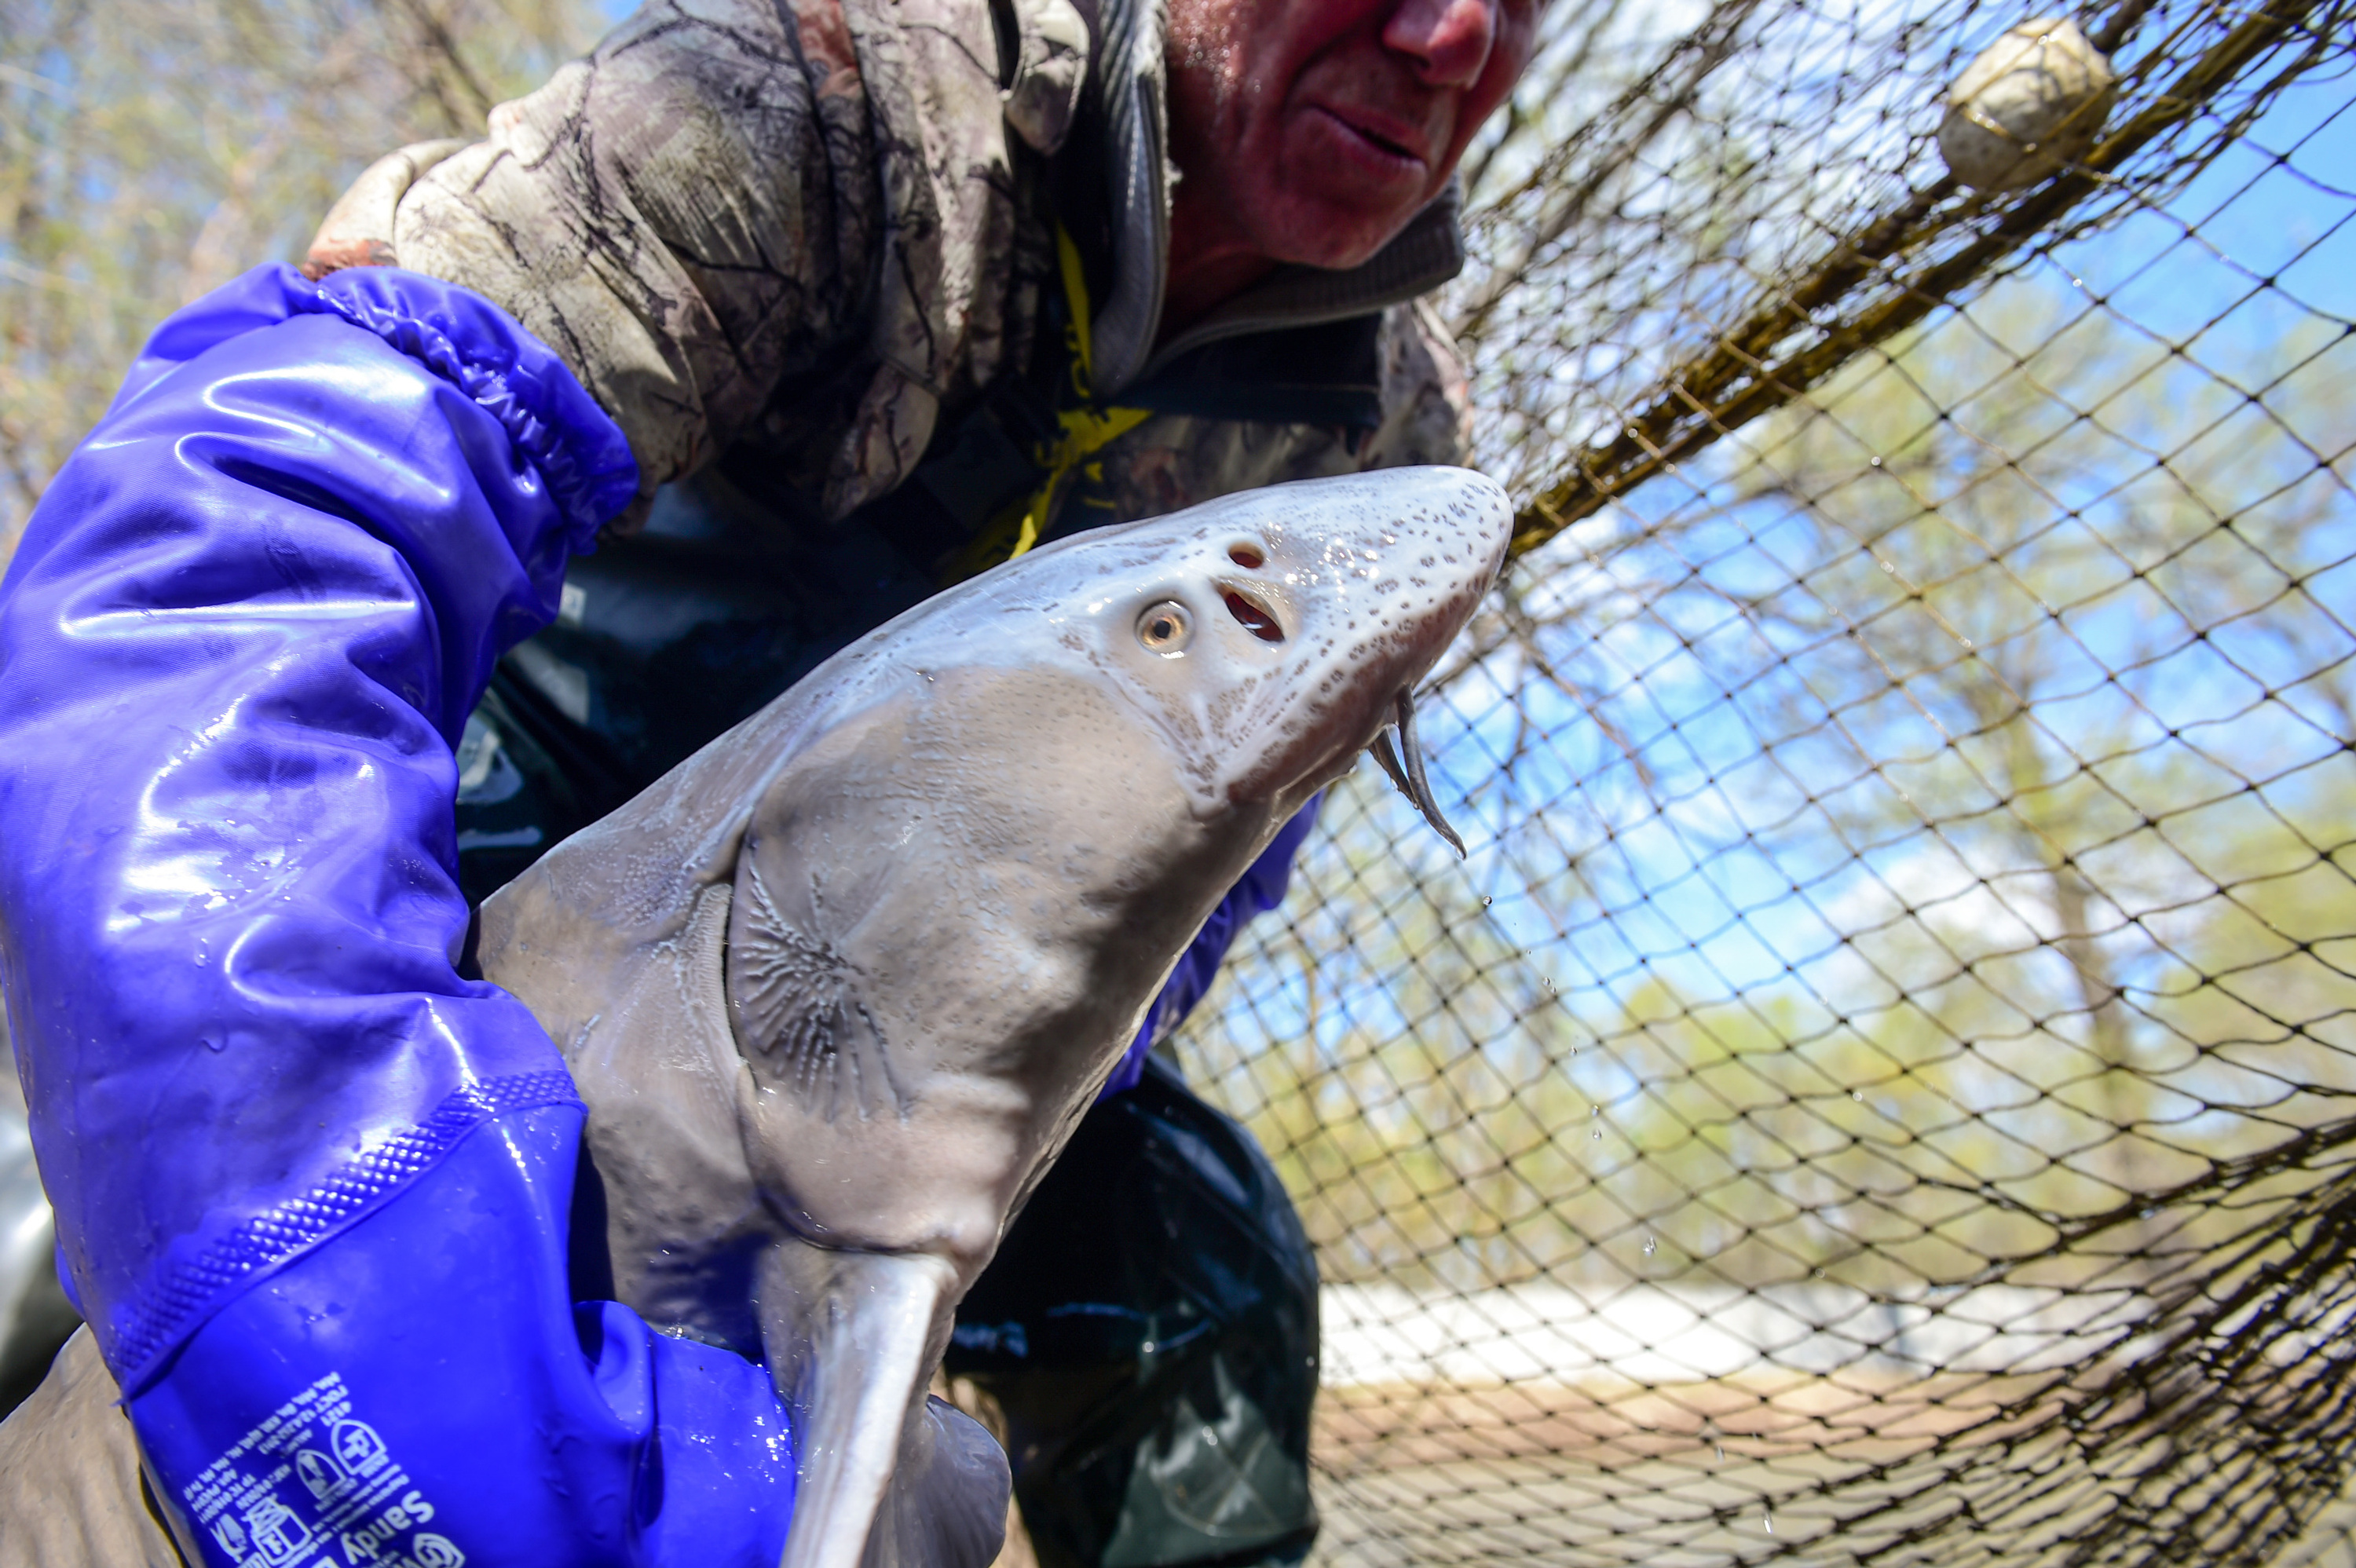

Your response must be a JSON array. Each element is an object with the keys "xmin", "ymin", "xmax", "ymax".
[{"xmin": 1308, "ymin": 104, "xmax": 1434, "ymax": 171}]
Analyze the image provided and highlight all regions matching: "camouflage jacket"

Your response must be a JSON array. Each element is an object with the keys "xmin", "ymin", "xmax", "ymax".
[
  {"xmin": 309, "ymin": 0, "xmax": 1472, "ymax": 533},
  {"xmin": 306, "ymin": 0, "xmax": 1476, "ymax": 872}
]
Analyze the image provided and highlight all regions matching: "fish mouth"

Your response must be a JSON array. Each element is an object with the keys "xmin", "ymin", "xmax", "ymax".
[{"xmin": 1368, "ymin": 686, "xmax": 1465, "ymax": 858}]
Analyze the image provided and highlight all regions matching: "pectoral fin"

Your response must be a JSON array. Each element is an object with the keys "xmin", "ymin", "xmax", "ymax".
[
  {"xmin": 759, "ymin": 1245, "xmax": 1003, "ymax": 1568},
  {"xmin": 861, "ymin": 1395, "xmax": 1011, "ymax": 1568}
]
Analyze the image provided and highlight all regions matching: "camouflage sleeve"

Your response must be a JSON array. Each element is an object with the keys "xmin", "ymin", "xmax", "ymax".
[
  {"xmin": 305, "ymin": 0, "xmax": 885, "ymax": 523},
  {"xmin": 1359, "ymin": 297, "xmax": 1476, "ymax": 472}
]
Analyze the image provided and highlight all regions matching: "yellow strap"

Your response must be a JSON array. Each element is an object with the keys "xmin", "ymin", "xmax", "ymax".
[
  {"xmin": 1059, "ymin": 223, "xmax": 1096, "ymax": 389},
  {"xmin": 1008, "ymin": 404, "xmax": 1154, "ymax": 553},
  {"xmin": 946, "ymin": 224, "xmax": 1151, "ymax": 581}
]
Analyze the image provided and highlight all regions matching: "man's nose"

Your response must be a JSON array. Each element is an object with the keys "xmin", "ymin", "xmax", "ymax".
[{"xmin": 1381, "ymin": 0, "xmax": 1498, "ymax": 90}]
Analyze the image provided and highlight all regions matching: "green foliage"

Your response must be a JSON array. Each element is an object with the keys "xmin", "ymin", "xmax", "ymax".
[{"xmin": 0, "ymin": 0, "xmax": 599, "ymax": 560}]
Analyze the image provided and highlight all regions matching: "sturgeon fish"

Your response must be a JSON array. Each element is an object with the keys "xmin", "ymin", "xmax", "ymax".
[
  {"xmin": 0, "ymin": 466, "xmax": 1509, "ymax": 1568},
  {"xmin": 476, "ymin": 466, "xmax": 1511, "ymax": 1568}
]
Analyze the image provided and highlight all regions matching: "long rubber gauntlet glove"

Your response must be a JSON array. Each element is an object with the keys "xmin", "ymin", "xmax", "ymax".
[
  {"xmin": 133, "ymin": 1104, "xmax": 796, "ymax": 1565},
  {"xmin": 0, "ymin": 265, "xmax": 792, "ymax": 1564}
]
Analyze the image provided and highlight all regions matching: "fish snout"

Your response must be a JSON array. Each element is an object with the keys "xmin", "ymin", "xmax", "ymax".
[{"xmin": 1223, "ymin": 468, "xmax": 1509, "ymax": 810}]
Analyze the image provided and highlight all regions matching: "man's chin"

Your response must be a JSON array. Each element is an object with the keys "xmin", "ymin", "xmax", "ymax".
[
  {"xmin": 1273, "ymin": 119, "xmax": 1435, "ymax": 258},
  {"xmin": 1244, "ymin": 169, "xmax": 1437, "ymax": 273}
]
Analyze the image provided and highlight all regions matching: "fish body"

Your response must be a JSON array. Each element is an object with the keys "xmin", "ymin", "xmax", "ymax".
[{"xmin": 475, "ymin": 467, "xmax": 1512, "ymax": 1568}]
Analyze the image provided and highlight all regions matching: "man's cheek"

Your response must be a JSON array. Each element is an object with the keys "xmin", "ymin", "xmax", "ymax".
[{"xmin": 1466, "ymin": 9, "xmax": 1544, "ymax": 140}]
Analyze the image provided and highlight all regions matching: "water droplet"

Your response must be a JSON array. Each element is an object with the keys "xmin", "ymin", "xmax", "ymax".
[
  {"xmin": 1591, "ymin": 1128, "xmax": 1602, "ymax": 1141},
  {"xmin": 1642, "ymin": 1235, "xmax": 1657, "ymax": 1256},
  {"xmin": 2140, "ymin": 1207, "xmax": 2159, "ymax": 1220},
  {"xmin": 1815, "ymin": 1268, "xmax": 1827, "ymax": 1278},
  {"xmin": 1482, "ymin": 896, "xmax": 1493, "ymax": 908},
  {"xmin": 1852, "ymin": 1090, "xmax": 1864, "ymax": 1101},
  {"xmin": 1715, "ymin": 1443, "xmax": 1725, "ymax": 1462},
  {"xmin": 1764, "ymin": 1511, "xmax": 1775, "ymax": 1534}
]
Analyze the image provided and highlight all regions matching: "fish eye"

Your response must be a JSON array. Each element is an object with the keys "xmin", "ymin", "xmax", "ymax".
[{"xmin": 1136, "ymin": 600, "xmax": 1192, "ymax": 655}]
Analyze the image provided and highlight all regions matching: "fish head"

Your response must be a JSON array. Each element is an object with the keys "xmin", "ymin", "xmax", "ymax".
[{"xmin": 998, "ymin": 466, "xmax": 1510, "ymax": 827}]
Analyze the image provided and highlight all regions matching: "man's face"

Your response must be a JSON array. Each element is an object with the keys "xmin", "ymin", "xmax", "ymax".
[{"xmin": 1165, "ymin": 0, "xmax": 1542, "ymax": 271}]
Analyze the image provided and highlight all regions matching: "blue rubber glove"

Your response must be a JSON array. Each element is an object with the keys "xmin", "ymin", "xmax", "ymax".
[
  {"xmin": 133, "ymin": 1105, "xmax": 795, "ymax": 1566},
  {"xmin": 0, "ymin": 265, "xmax": 792, "ymax": 1563}
]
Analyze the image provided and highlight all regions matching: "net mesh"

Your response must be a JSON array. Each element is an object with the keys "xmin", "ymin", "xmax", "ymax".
[
  {"xmin": 6, "ymin": 0, "xmax": 2356, "ymax": 1561},
  {"xmin": 1166, "ymin": 0, "xmax": 2356, "ymax": 1563}
]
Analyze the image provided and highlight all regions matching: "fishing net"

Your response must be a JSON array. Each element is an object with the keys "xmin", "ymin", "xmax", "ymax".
[
  {"xmin": 1165, "ymin": 0, "xmax": 2356, "ymax": 1563},
  {"xmin": 5, "ymin": 0, "xmax": 2355, "ymax": 1563}
]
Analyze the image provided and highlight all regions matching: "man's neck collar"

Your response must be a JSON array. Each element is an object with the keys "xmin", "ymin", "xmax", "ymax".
[{"xmin": 1142, "ymin": 185, "xmax": 1464, "ymax": 386}]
